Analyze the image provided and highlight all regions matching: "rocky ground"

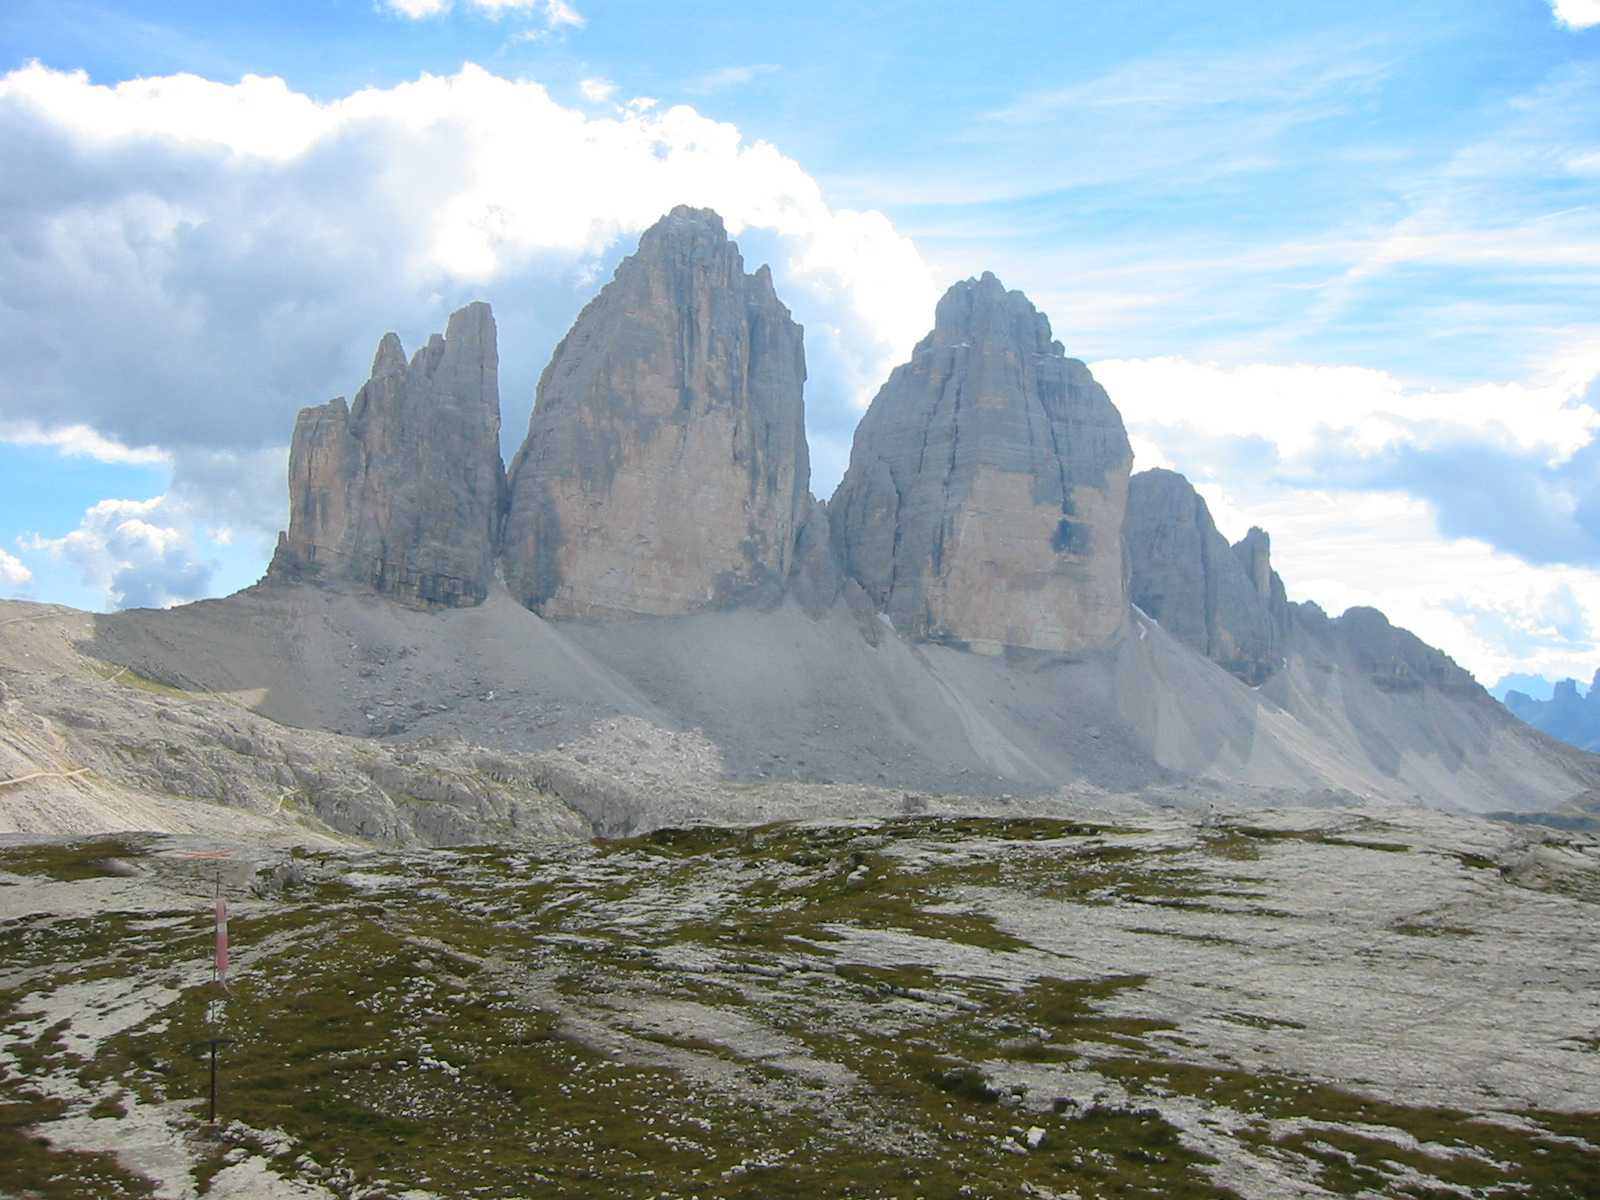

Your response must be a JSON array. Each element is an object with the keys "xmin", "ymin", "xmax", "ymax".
[{"xmin": 2, "ymin": 805, "xmax": 1597, "ymax": 1199}]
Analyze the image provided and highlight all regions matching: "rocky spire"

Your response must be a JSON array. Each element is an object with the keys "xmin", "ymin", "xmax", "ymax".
[
  {"xmin": 500, "ymin": 206, "xmax": 811, "ymax": 618},
  {"xmin": 1124, "ymin": 469, "xmax": 1288, "ymax": 684},
  {"xmin": 828, "ymin": 272, "xmax": 1132, "ymax": 654},
  {"xmin": 268, "ymin": 302, "xmax": 505, "ymax": 607}
]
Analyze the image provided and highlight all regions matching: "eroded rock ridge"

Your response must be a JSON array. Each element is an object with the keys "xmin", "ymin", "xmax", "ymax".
[{"xmin": 1125, "ymin": 469, "xmax": 1289, "ymax": 685}]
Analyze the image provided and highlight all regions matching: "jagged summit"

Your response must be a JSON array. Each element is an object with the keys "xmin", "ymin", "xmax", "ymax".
[
  {"xmin": 1125, "ymin": 468, "xmax": 1289, "ymax": 685},
  {"xmin": 829, "ymin": 271, "xmax": 1132, "ymax": 654},
  {"xmin": 927, "ymin": 270, "xmax": 1062, "ymax": 356},
  {"xmin": 268, "ymin": 301, "xmax": 504, "ymax": 608},
  {"xmin": 500, "ymin": 205, "xmax": 810, "ymax": 618}
]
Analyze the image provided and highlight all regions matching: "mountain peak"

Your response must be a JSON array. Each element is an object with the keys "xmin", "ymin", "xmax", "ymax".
[{"xmin": 929, "ymin": 272, "xmax": 1061, "ymax": 357}]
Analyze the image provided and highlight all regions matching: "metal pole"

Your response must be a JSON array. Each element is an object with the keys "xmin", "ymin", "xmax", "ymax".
[{"xmin": 209, "ymin": 1039, "xmax": 218, "ymax": 1124}]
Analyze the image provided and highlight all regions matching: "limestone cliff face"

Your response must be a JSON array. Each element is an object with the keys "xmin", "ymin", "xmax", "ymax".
[
  {"xmin": 829, "ymin": 273, "xmax": 1131, "ymax": 654},
  {"xmin": 1125, "ymin": 469, "xmax": 1287, "ymax": 685},
  {"xmin": 269, "ymin": 302, "xmax": 504, "ymax": 607},
  {"xmin": 501, "ymin": 207, "xmax": 810, "ymax": 618}
]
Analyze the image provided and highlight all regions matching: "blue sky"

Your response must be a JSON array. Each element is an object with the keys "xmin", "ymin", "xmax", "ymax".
[{"xmin": 1, "ymin": 0, "xmax": 1598, "ymax": 691}]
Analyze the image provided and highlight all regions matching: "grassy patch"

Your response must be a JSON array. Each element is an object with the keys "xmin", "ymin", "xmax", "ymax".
[
  {"xmin": 1232, "ymin": 827, "xmax": 1411, "ymax": 854},
  {"xmin": 0, "ymin": 838, "xmax": 145, "ymax": 882},
  {"xmin": 1100, "ymin": 1057, "xmax": 1600, "ymax": 1199},
  {"xmin": 1391, "ymin": 922, "xmax": 1476, "ymax": 938},
  {"xmin": 89, "ymin": 659, "xmax": 193, "ymax": 699}
]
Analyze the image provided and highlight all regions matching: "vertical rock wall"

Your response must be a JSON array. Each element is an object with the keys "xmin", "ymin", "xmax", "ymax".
[
  {"xmin": 500, "ymin": 207, "xmax": 810, "ymax": 619},
  {"xmin": 1125, "ymin": 468, "xmax": 1288, "ymax": 684},
  {"xmin": 829, "ymin": 273, "xmax": 1132, "ymax": 655},
  {"xmin": 269, "ymin": 302, "xmax": 504, "ymax": 607}
]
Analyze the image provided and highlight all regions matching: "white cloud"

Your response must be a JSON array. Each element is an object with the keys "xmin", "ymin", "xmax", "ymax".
[
  {"xmin": 579, "ymin": 77, "xmax": 617, "ymax": 102},
  {"xmin": 0, "ymin": 62, "xmax": 936, "ymax": 517},
  {"xmin": 22, "ymin": 496, "xmax": 214, "ymax": 610},
  {"xmin": 1551, "ymin": 0, "xmax": 1600, "ymax": 30},
  {"xmin": 1093, "ymin": 354, "xmax": 1600, "ymax": 469},
  {"xmin": 539, "ymin": 0, "xmax": 584, "ymax": 27},
  {"xmin": 0, "ymin": 421, "xmax": 171, "ymax": 466},
  {"xmin": 384, "ymin": 0, "xmax": 451, "ymax": 17},
  {"xmin": 0, "ymin": 548, "xmax": 31, "ymax": 591}
]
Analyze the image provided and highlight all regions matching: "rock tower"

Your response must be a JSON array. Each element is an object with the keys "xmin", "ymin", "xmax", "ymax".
[
  {"xmin": 500, "ymin": 207, "xmax": 810, "ymax": 618},
  {"xmin": 269, "ymin": 302, "xmax": 504, "ymax": 607},
  {"xmin": 829, "ymin": 272, "xmax": 1132, "ymax": 654}
]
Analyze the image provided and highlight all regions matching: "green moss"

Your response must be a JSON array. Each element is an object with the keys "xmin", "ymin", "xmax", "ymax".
[
  {"xmin": 87, "ymin": 1093, "xmax": 128, "ymax": 1119},
  {"xmin": 1099, "ymin": 1057, "xmax": 1600, "ymax": 1199},
  {"xmin": 0, "ymin": 838, "xmax": 145, "ymax": 882},
  {"xmin": 1233, "ymin": 827, "xmax": 1410, "ymax": 854},
  {"xmin": 90, "ymin": 659, "xmax": 193, "ymax": 699},
  {"xmin": 0, "ymin": 1089, "xmax": 156, "ymax": 1199}
]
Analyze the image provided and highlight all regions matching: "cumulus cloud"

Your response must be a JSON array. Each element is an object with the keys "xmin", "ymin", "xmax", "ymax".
[
  {"xmin": 0, "ymin": 548, "xmax": 31, "ymax": 592},
  {"xmin": 578, "ymin": 77, "xmax": 617, "ymax": 102},
  {"xmin": 0, "ymin": 62, "xmax": 936, "ymax": 536},
  {"xmin": 1550, "ymin": 0, "xmax": 1600, "ymax": 30},
  {"xmin": 1094, "ymin": 353, "xmax": 1600, "ymax": 567},
  {"xmin": 21, "ymin": 496, "xmax": 214, "ymax": 611}
]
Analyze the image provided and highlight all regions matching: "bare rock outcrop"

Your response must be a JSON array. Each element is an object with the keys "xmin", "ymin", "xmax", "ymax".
[
  {"xmin": 828, "ymin": 273, "xmax": 1132, "ymax": 655},
  {"xmin": 1232, "ymin": 526, "xmax": 1292, "ymax": 633},
  {"xmin": 501, "ymin": 207, "xmax": 810, "ymax": 618},
  {"xmin": 1322, "ymin": 604, "xmax": 1483, "ymax": 697},
  {"xmin": 1125, "ymin": 469, "xmax": 1287, "ymax": 685},
  {"xmin": 268, "ymin": 303, "xmax": 504, "ymax": 607}
]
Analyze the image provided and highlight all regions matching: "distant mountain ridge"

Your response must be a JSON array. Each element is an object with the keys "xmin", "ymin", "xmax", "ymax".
[{"xmin": 1503, "ymin": 673, "xmax": 1600, "ymax": 753}]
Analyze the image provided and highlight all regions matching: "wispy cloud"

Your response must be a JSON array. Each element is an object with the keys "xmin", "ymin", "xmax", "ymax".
[
  {"xmin": 1550, "ymin": 0, "xmax": 1600, "ymax": 30},
  {"xmin": 0, "ymin": 421, "xmax": 171, "ymax": 466},
  {"xmin": 578, "ymin": 76, "xmax": 616, "ymax": 102},
  {"xmin": 383, "ymin": 0, "xmax": 584, "ymax": 28},
  {"xmin": 979, "ymin": 41, "xmax": 1390, "ymax": 127},
  {"xmin": 685, "ymin": 64, "xmax": 780, "ymax": 96}
]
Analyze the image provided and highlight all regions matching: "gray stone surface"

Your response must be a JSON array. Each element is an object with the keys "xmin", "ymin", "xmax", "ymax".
[
  {"xmin": 1125, "ymin": 469, "xmax": 1287, "ymax": 685},
  {"xmin": 501, "ymin": 206, "xmax": 810, "ymax": 619},
  {"xmin": 268, "ymin": 303, "xmax": 504, "ymax": 608},
  {"xmin": 787, "ymin": 496, "xmax": 842, "ymax": 619},
  {"xmin": 829, "ymin": 272, "xmax": 1132, "ymax": 655}
]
